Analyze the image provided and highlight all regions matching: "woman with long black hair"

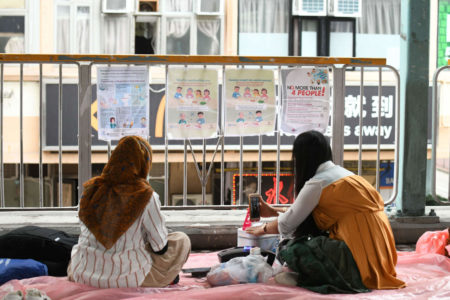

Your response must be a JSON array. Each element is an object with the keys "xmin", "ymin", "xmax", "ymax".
[{"xmin": 246, "ymin": 130, "xmax": 404, "ymax": 292}]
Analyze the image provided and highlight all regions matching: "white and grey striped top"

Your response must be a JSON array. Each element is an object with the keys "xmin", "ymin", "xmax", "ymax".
[{"xmin": 70, "ymin": 192, "xmax": 168, "ymax": 288}]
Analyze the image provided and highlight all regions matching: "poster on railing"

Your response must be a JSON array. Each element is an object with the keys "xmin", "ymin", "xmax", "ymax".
[
  {"xmin": 280, "ymin": 68, "xmax": 330, "ymax": 135},
  {"xmin": 167, "ymin": 68, "xmax": 218, "ymax": 139},
  {"xmin": 224, "ymin": 69, "xmax": 276, "ymax": 136},
  {"xmin": 96, "ymin": 66, "xmax": 149, "ymax": 141}
]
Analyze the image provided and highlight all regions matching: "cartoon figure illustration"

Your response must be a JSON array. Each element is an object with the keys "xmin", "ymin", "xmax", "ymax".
[
  {"xmin": 140, "ymin": 117, "xmax": 147, "ymax": 128},
  {"xmin": 255, "ymin": 110, "xmax": 263, "ymax": 122},
  {"xmin": 174, "ymin": 87, "xmax": 183, "ymax": 99},
  {"xmin": 232, "ymin": 86, "xmax": 241, "ymax": 99},
  {"xmin": 203, "ymin": 89, "xmax": 211, "ymax": 102},
  {"xmin": 186, "ymin": 88, "xmax": 194, "ymax": 99},
  {"xmin": 195, "ymin": 89, "xmax": 202, "ymax": 100},
  {"xmin": 236, "ymin": 112, "xmax": 245, "ymax": 123},
  {"xmin": 197, "ymin": 112, "xmax": 206, "ymax": 125},
  {"xmin": 243, "ymin": 87, "xmax": 251, "ymax": 98},
  {"xmin": 122, "ymin": 120, "xmax": 133, "ymax": 128},
  {"xmin": 307, "ymin": 68, "xmax": 329, "ymax": 85},
  {"xmin": 179, "ymin": 113, "xmax": 187, "ymax": 124},
  {"xmin": 252, "ymin": 89, "xmax": 260, "ymax": 102},
  {"xmin": 260, "ymin": 88, "xmax": 268, "ymax": 100},
  {"xmin": 110, "ymin": 117, "xmax": 117, "ymax": 129}
]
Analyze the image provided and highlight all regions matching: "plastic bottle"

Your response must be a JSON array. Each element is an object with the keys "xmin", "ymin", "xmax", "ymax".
[{"xmin": 250, "ymin": 247, "xmax": 261, "ymax": 256}]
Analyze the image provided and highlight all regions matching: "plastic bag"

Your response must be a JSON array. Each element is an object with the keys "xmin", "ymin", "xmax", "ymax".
[
  {"xmin": 207, "ymin": 252, "xmax": 273, "ymax": 286},
  {"xmin": 415, "ymin": 228, "xmax": 449, "ymax": 256}
]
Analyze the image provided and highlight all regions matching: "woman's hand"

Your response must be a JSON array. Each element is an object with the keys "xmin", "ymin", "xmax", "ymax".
[
  {"xmin": 245, "ymin": 224, "xmax": 265, "ymax": 236},
  {"xmin": 258, "ymin": 196, "xmax": 278, "ymax": 218}
]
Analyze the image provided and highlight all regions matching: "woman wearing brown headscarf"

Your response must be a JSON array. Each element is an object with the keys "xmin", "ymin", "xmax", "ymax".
[{"xmin": 68, "ymin": 136, "xmax": 191, "ymax": 288}]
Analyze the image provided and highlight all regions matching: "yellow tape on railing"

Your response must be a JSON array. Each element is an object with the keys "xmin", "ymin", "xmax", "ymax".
[{"xmin": 0, "ymin": 54, "xmax": 387, "ymax": 66}]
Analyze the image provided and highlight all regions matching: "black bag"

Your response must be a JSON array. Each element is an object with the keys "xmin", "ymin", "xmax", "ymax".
[{"xmin": 0, "ymin": 226, "xmax": 78, "ymax": 276}]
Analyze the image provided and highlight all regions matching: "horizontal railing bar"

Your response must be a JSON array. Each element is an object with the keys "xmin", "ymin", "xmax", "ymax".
[
  {"xmin": 0, "ymin": 205, "xmax": 290, "ymax": 211},
  {"xmin": 0, "ymin": 54, "xmax": 386, "ymax": 66}
]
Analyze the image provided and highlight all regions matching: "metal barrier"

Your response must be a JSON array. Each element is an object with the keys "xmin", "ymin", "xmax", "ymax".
[
  {"xmin": 431, "ymin": 63, "xmax": 450, "ymax": 202},
  {"xmin": 0, "ymin": 55, "xmax": 399, "ymax": 210}
]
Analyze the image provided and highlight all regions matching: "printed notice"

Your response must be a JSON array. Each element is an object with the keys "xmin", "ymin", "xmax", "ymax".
[
  {"xmin": 167, "ymin": 68, "xmax": 218, "ymax": 139},
  {"xmin": 224, "ymin": 69, "xmax": 276, "ymax": 136},
  {"xmin": 280, "ymin": 68, "xmax": 330, "ymax": 135},
  {"xmin": 97, "ymin": 66, "xmax": 149, "ymax": 141}
]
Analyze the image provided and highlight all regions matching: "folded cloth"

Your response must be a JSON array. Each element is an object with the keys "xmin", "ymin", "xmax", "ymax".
[{"xmin": 0, "ymin": 259, "xmax": 48, "ymax": 285}]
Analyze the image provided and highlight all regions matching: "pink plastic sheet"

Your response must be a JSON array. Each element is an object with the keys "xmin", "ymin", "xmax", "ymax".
[{"xmin": 1, "ymin": 252, "xmax": 450, "ymax": 300}]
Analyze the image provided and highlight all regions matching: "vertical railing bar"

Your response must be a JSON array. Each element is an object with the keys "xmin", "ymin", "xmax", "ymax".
[
  {"xmin": 220, "ymin": 65, "xmax": 225, "ymax": 206},
  {"xmin": 164, "ymin": 65, "xmax": 169, "ymax": 206},
  {"xmin": 0, "ymin": 64, "xmax": 4, "ymax": 207},
  {"xmin": 202, "ymin": 138, "xmax": 206, "ymax": 205},
  {"xmin": 258, "ymin": 65, "xmax": 263, "ymax": 195},
  {"xmin": 58, "ymin": 64, "xmax": 63, "ymax": 207},
  {"xmin": 431, "ymin": 66, "xmax": 450, "ymax": 203},
  {"xmin": 239, "ymin": 136, "xmax": 243, "ymax": 205},
  {"xmin": 39, "ymin": 64, "xmax": 44, "ymax": 207},
  {"xmin": 19, "ymin": 63, "xmax": 24, "ymax": 208},
  {"xmin": 385, "ymin": 65, "xmax": 401, "ymax": 205},
  {"xmin": 258, "ymin": 135, "xmax": 262, "ymax": 194},
  {"xmin": 358, "ymin": 67, "xmax": 364, "ymax": 176},
  {"xmin": 376, "ymin": 67, "xmax": 382, "ymax": 191},
  {"xmin": 183, "ymin": 139, "xmax": 187, "ymax": 206},
  {"xmin": 276, "ymin": 66, "xmax": 282, "ymax": 204},
  {"xmin": 332, "ymin": 66, "xmax": 345, "ymax": 166},
  {"xmin": 448, "ymin": 129, "xmax": 450, "ymax": 202}
]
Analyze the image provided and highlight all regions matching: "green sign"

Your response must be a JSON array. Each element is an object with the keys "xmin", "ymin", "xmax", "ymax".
[{"xmin": 438, "ymin": 1, "xmax": 450, "ymax": 67}]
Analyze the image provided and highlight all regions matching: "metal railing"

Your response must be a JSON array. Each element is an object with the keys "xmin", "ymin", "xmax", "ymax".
[
  {"xmin": 0, "ymin": 54, "xmax": 399, "ymax": 210},
  {"xmin": 431, "ymin": 63, "xmax": 450, "ymax": 203}
]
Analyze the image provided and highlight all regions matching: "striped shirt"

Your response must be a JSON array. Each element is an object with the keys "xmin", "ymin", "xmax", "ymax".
[{"xmin": 70, "ymin": 192, "xmax": 168, "ymax": 288}]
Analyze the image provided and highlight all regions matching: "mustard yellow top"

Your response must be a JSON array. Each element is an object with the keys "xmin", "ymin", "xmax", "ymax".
[{"xmin": 313, "ymin": 174, "xmax": 405, "ymax": 289}]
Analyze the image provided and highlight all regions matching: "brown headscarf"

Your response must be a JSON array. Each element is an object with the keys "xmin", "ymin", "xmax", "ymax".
[{"xmin": 79, "ymin": 136, "xmax": 154, "ymax": 249}]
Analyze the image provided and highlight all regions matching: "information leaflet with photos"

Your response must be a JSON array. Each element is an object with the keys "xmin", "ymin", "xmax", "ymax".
[
  {"xmin": 280, "ymin": 68, "xmax": 330, "ymax": 135},
  {"xmin": 97, "ymin": 66, "xmax": 150, "ymax": 141},
  {"xmin": 167, "ymin": 68, "xmax": 219, "ymax": 139},
  {"xmin": 224, "ymin": 69, "xmax": 276, "ymax": 136}
]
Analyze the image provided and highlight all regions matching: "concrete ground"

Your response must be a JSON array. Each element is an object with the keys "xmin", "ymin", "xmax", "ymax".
[{"xmin": 0, "ymin": 206, "xmax": 448, "ymax": 250}]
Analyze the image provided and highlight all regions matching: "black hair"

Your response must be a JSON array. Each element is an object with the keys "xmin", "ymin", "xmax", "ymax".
[
  {"xmin": 198, "ymin": 112, "xmax": 204, "ymax": 116},
  {"xmin": 256, "ymin": 110, "xmax": 262, "ymax": 114},
  {"xmin": 292, "ymin": 130, "xmax": 332, "ymax": 196}
]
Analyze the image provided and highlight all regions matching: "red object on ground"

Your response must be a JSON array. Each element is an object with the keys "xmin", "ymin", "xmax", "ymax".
[{"xmin": 415, "ymin": 228, "xmax": 449, "ymax": 256}]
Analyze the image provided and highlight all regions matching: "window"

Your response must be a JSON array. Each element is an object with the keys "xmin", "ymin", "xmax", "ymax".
[
  {"xmin": 291, "ymin": 16, "xmax": 355, "ymax": 57},
  {"xmin": 0, "ymin": 1, "xmax": 27, "ymax": 53},
  {"xmin": 133, "ymin": 0, "xmax": 224, "ymax": 55},
  {"xmin": 103, "ymin": 15, "xmax": 132, "ymax": 54},
  {"xmin": 55, "ymin": 0, "xmax": 93, "ymax": 54},
  {"xmin": 238, "ymin": 0, "xmax": 290, "ymax": 56},
  {"xmin": 356, "ymin": 0, "xmax": 400, "ymax": 68}
]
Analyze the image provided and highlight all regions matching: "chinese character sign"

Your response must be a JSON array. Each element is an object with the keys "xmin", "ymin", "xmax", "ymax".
[
  {"xmin": 280, "ymin": 68, "xmax": 331, "ymax": 135},
  {"xmin": 224, "ymin": 69, "xmax": 276, "ymax": 136},
  {"xmin": 334, "ymin": 86, "xmax": 396, "ymax": 144},
  {"xmin": 232, "ymin": 173, "xmax": 294, "ymax": 205},
  {"xmin": 97, "ymin": 66, "xmax": 149, "ymax": 141},
  {"xmin": 167, "ymin": 68, "xmax": 218, "ymax": 139}
]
